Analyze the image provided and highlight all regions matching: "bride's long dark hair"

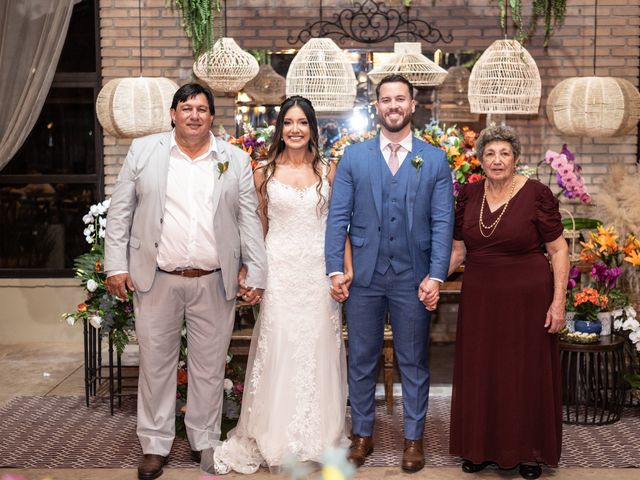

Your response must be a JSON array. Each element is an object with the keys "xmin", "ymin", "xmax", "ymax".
[{"xmin": 257, "ymin": 95, "xmax": 327, "ymax": 217}]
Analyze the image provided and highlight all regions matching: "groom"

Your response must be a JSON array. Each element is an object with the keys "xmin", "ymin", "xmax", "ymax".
[
  {"xmin": 325, "ymin": 74, "xmax": 454, "ymax": 472},
  {"xmin": 105, "ymin": 83, "xmax": 266, "ymax": 479}
]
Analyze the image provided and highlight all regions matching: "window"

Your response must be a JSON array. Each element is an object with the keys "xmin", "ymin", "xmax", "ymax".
[{"xmin": 0, "ymin": 0, "xmax": 102, "ymax": 277}]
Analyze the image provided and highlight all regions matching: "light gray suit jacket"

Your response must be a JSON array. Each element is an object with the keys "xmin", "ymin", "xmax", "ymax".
[{"xmin": 104, "ymin": 132, "xmax": 267, "ymax": 300}]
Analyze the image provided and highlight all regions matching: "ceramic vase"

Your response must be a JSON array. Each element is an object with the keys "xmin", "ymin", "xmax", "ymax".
[{"xmin": 574, "ymin": 319, "xmax": 602, "ymax": 335}]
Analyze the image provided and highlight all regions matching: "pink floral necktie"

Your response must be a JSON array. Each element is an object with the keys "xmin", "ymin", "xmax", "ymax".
[{"xmin": 388, "ymin": 143, "xmax": 401, "ymax": 175}]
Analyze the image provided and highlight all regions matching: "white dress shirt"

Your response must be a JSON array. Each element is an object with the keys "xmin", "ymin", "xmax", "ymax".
[
  {"xmin": 379, "ymin": 131, "xmax": 413, "ymax": 167},
  {"xmin": 156, "ymin": 131, "xmax": 221, "ymax": 271}
]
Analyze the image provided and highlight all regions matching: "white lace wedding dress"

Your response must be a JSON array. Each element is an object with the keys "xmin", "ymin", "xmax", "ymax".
[{"xmin": 213, "ymin": 172, "xmax": 348, "ymax": 474}]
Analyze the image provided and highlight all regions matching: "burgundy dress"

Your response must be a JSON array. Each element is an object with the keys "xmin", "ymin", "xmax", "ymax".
[{"xmin": 449, "ymin": 179, "xmax": 563, "ymax": 468}]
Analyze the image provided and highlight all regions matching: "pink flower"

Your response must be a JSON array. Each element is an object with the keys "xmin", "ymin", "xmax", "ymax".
[{"xmin": 550, "ymin": 154, "xmax": 568, "ymax": 170}]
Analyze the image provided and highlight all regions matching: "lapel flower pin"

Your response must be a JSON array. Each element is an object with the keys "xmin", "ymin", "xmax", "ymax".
[
  {"xmin": 411, "ymin": 154, "xmax": 424, "ymax": 176},
  {"xmin": 217, "ymin": 160, "xmax": 229, "ymax": 179}
]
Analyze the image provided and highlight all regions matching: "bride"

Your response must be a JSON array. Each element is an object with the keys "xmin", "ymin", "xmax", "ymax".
[{"xmin": 210, "ymin": 96, "xmax": 352, "ymax": 474}]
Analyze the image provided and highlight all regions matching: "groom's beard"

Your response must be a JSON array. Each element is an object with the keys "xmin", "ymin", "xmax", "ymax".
[{"xmin": 378, "ymin": 110, "xmax": 412, "ymax": 133}]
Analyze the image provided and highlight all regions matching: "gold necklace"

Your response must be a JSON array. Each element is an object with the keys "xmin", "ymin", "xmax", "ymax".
[{"xmin": 479, "ymin": 176, "xmax": 517, "ymax": 238}]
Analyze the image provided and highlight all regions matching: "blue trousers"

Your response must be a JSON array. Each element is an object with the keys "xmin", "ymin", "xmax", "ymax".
[{"xmin": 345, "ymin": 268, "xmax": 431, "ymax": 440}]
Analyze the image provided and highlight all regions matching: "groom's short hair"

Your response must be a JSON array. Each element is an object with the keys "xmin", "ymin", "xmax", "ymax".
[{"xmin": 375, "ymin": 74, "xmax": 414, "ymax": 100}]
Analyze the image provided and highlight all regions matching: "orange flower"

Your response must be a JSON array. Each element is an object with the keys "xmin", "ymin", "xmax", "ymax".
[
  {"xmin": 453, "ymin": 155, "xmax": 467, "ymax": 169},
  {"xmin": 95, "ymin": 260, "xmax": 102, "ymax": 272},
  {"xmin": 77, "ymin": 303, "xmax": 88, "ymax": 312},
  {"xmin": 177, "ymin": 368, "xmax": 188, "ymax": 385},
  {"xmin": 625, "ymin": 250, "xmax": 640, "ymax": 266}
]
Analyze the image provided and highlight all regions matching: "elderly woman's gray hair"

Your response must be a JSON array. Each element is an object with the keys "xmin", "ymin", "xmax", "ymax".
[{"xmin": 476, "ymin": 125, "xmax": 522, "ymax": 161}]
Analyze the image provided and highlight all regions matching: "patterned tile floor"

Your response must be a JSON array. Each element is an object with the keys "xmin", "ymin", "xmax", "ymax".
[
  {"xmin": 1, "ymin": 342, "xmax": 638, "ymax": 479},
  {"xmin": 1, "ymin": 395, "xmax": 639, "ymax": 470}
]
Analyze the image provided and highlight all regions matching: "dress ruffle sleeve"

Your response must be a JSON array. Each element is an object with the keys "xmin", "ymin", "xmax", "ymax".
[
  {"xmin": 453, "ymin": 184, "xmax": 468, "ymax": 241},
  {"xmin": 534, "ymin": 182, "xmax": 564, "ymax": 243}
]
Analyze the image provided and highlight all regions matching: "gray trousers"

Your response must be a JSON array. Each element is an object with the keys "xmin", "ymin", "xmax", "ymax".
[{"xmin": 134, "ymin": 270, "xmax": 235, "ymax": 456}]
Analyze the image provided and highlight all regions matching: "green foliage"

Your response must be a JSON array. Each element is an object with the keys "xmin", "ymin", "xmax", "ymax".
[
  {"xmin": 496, "ymin": 0, "xmax": 567, "ymax": 47},
  {"xmin": 172, "ymin": 0, "xmax": 221, "ymax": 59}
]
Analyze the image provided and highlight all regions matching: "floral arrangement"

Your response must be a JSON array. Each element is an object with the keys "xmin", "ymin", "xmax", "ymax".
[
  {"xmin": 328, "ymin": 130, "xmax": 377, "ymax": 162},
  {"xmin": 543, "ymin": 145, "xmax": 591, "ymax": 203},
  {"xmin": 573, "ymin": 287, "xmax": 609, "ymax": 322},
  {"xmin": 228, "ymin": 124, "xmax": 274, "ymax": 169},
  {"xmin": 613, "ymin": 306, "xmax": 640, "ymax": 351},
  {"xmin": 416, "ymin": 122, "xmax": 482, "ymax": 195},
  {"xmin": 580, "ymin": 225, "xmax": 640, "ymax": 268},
  {"xmin": 62, "ymin": 199, "xmax": 134, "ymax": 355}
]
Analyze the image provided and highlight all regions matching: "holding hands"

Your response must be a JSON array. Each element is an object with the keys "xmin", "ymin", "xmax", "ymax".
[
  {"xmin": 330, "ymin": 271, "xmax": 353, "ymax": 303},
  {"xmin": 418, "ymin": 276, "xmax": 440, "ymax": 311},
  {"xmin": 237, "ymin": 264, "xmax": 264, "ymax": 305}
]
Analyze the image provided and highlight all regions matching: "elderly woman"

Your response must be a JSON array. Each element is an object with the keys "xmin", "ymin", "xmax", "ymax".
[{"xmin": 448, "ymin": 125, "xmax": 569, "ymax": 479}]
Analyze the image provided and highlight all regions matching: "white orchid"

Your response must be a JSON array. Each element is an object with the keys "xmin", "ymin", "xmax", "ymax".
[
  {"xmin": 90, "ymin": 204, "xmax": 100, "ymax": 216},
  {"xmin": 86, "ymin": 279, "xmax": 98, "ymax": 292},
  {"xmin": 65, "ymin": 315, "xmax": 77, "ymax": 326},
  {"xmin": 99, "ymin": 217, "xmax": 107, "ymax": 228},
  {"xmin": 614, "ymin": 318, "xmax": 624, "ymax": 330},
  {"xmin": 82, "ymin": 213, "xmax": 93, "ymax": 224},
  {"xmin": 629, "ymin": 329, "xmax": 640, "ymax": 344},
  {"xmin": 625, "ymin": 305, "xmax": 637, "ymax": 318},
  {"xmin": 98, "ymin": 228, "xmax": 105, "ymax": 239},
  {"xmin": 622, "ymin": 318, "xmax": 640, "ymax": 332},
  {"xmin": 102, "ymin": 198, "xmax": 111, "ymax": 209}
]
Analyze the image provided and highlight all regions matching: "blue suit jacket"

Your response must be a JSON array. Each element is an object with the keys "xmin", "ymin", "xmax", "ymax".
[{"xmin": 326, "ymin": 135, "xmax": 454, "ymax": 287}]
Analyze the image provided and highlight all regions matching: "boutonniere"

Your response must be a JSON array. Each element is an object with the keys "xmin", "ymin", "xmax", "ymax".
[
  {"xmin": 217, "ymin": 161, "xmax": 229, "ymax": 179},
  {"xmin": 411, "ymin": 155, "xmax": 424, "ymax": 176}
]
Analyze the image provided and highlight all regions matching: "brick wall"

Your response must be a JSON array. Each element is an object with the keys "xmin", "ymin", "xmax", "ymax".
[{"xmin": 99, "ymin": 0, "xmax": 639, "ymax": 339}]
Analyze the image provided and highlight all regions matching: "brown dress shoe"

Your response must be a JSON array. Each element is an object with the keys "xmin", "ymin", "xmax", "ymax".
[
  {"xmin": 138, "ymin": 454, "xmax": 167, "ymax": 480},
  {"xmin": 347, "ymin": 434, "xmax": 374, "ymax": 467},
  {"xmin": 402, "ymin": 438, "xmax": 425, "ymax": 473}
]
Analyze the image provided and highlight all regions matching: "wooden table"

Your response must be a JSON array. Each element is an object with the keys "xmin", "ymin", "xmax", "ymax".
[{"xmin": 560, "ymin": 336, "xmax": 627, "ymax": 425}]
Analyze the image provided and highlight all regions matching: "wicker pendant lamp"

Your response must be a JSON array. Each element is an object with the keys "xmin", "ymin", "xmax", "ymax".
[
  {"xmin": 286, "ymin": 38, "xmax": 357, "ymax": 112},
  {"xmin": 193, "ymin": 37, "xmax": 259, "ymax": 93},
  {"xmin": 96, "ymin": 77, "xmax": 179, "ymax": 138},
  {"xmin": 243, "ymin": 64, "xmax": 286, "ymax": 105},
  {"xmin": 468, "ymin": 39, "xmax": 541, "ymax": 114},
  {"xmin": 546, "ymin": 77, "xmax": 640, "ymax": 137},
  {"xmin": 545, "ymin": 0, "xmax": 640, "ymax": 137},
  {"xmin": 368, "ymin": 43, "xmax": 447, "ymax": 87},
  {"xmin": 95, "ymin": 1, "xmax": 178, "ymax": 138}
]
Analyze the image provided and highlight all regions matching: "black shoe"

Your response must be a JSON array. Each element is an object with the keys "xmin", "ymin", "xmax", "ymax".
[
  {"xmin": 190, "ymin": 450, "xmax": 201, "ymax": 463},
  {"xmin": 462, "ymin": 460, "xmax": 491, "ymax": 473},
  {"xmin": 519, "ymin": 464, "xmax": 542, "ymax": 479}
]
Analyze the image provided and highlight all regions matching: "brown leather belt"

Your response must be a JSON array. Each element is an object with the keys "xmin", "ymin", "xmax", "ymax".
[{"xmin": 159, "ymin": 268, "xmax": 220, "ymax": 278}]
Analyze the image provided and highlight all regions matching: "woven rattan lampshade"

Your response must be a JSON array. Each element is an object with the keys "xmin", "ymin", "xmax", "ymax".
[
  {"xmin": 368, "ymin": 43, "xmax": 447, "ymax": 87},
  {"xmin": 96, "ymin": 77, "xmax": 179, "ymax": 138},
  {"xmin": 286, "ymin": 38, "xmax": 357, "ymax": 112},
  {"xmin": 436, "ymin": 66, "xmax": 480, "ymax": 123},
  {"xmin": 468, "ymin": 39, "xmax": 541, "ymax": 114},
  {"xmin": 193, "ymin": 38, "xmax": 259, "ymax": 93},
  {"xmin": 546, "ymin": 77, "xmax": 640, "ymax": 137},
  {"xmin": 243, "ymin": 64, "xmax": 286, "ymax": 105}
]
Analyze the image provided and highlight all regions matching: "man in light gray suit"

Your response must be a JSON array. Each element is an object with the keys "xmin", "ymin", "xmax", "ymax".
[{"xmin": 105, "ymin": 83, "xmax": 267, "ymax": 480}]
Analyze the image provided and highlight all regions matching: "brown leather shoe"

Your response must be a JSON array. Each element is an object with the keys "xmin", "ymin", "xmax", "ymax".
[
  {"xmin": 402, "ymin": 438, "xmax": 425, "ymax": 473},
  {"xmin": 138, "ymin": 454, "xmax": 167, "ymax": 480},
  {"xmin": 347, "ymin": 434, "xmax": 374, "ymax": 467}
]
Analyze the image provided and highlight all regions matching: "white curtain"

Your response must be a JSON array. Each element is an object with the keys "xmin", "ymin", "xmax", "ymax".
[{"xmin": 0, "ymin": 0, "xmax": 76, "ymax": 168}]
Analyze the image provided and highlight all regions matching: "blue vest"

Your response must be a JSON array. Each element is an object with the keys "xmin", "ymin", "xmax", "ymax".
[{"xmin": 374, "ymin": 154, "xmax": 413, "ymax": 275}]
